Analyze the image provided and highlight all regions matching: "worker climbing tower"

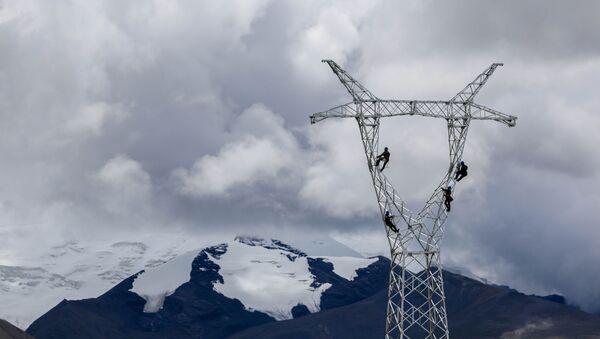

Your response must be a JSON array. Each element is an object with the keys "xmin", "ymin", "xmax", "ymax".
[{"xmin": 310, "ymin": 60, "xmax": 517, "ymax": 339}]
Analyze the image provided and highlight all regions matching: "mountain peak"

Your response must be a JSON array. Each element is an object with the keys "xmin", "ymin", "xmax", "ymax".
[
  {"xmin": 233, "ymin": 236, "xmax": 306, "ymax": 257},
  {"xmin": 128, "ymin": 236, "xmax": 382, "ymax": 321}
]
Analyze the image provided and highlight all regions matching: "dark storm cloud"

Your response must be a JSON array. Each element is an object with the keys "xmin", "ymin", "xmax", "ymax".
[{"xmin": 1, "ymin": 0, "xmax": 600, "ymax": 312}]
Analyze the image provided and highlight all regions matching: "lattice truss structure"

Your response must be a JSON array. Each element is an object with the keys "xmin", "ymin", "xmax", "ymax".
[{"xmin": 310, "ymin": 60, "xmax": 517, "ymax": 339}]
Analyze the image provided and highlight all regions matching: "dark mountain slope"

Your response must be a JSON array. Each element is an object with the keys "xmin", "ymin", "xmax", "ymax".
[
  {"xmin": 229, "ymin": 288, "xmax": 387, "ymax": 339},
  {"xmin": 0, "ymin": 319, "xmax": 34, "ymax": 339},
  {"xmin": 231, "ymin": 271, "xmax": 600, "ymax": 339}
]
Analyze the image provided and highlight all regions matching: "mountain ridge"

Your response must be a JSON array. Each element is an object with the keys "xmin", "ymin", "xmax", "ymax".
[
  {"xmin": 26, "ymin": 237, "xmax": 600, "ymax": 339},
  {"xmin": 27, "ymin": 237, "xmax": 388, "ymax": 339},
  {"xmin": 231, "ymin": 270, "xmax": 600, "ymax": 339}
]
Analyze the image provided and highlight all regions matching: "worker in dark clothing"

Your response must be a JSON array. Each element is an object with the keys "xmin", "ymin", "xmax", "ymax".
[
  {"xmin": 384, "ymin": 211, "xmax": 399, "ymax": 233},
  {"xmin": 375, "ymin": 147, "xmax": 390, "ymax": 171},
  {"xmin": 441, "ymin": 186, "xmax": 453, "ymax": 212},
  {"xmin": 454, "ymin": 160, "xmax": 468, "ymax": 182}
]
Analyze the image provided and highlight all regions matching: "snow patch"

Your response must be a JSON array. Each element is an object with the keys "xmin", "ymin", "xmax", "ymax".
[
  {"xmin": 0, "ymin": 232, "xmax": 223, "ymax": 328},
  {"xmin": 319, "ymin": 256, "xmax": 378, "ymax": 281},
  {"xmin": 234, "ymin": 236, "xmax": 305, "ymax": 256},
  {"xmin": 130, "ymin": 250, "xmax": 199, "ymax": 312},
  {"xmin": 282, "ymin": 236, "xmax": 364, "ymax": 258},
  {"xmin": 211, "ymin": 240, "xmax": 331, "ymax": 320}
]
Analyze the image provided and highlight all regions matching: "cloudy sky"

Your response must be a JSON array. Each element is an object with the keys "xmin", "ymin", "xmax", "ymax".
[{"xmin": 1, "ymin": 0, "xmax": 600, "ymax": 312}]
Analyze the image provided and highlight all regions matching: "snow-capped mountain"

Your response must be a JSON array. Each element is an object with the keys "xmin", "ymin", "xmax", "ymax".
[
  {"xmin": 129, "ymin": 236, "xmax": 378, "ymax": 320},
  {"xmin": 23, "ymin": 237, "xmax": 600, "ymax": 339},
  {"xmin": 27, "ymin": 236, "xmax": 389, "ymax": 339},
  {"xmin": 0, "ymin": 233, "xmax": 371, "ymax": 329},
  {"xmin": 0, "ymin": 233, "xmax": 218, "ymax": 328}
]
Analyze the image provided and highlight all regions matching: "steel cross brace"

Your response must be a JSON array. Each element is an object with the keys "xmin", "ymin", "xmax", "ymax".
[{"xmin": 309, "ymin": 60, "xmax": 517, "ymax": 339}]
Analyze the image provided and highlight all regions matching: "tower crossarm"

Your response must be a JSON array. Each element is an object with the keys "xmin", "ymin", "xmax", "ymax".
[
  {"xmin": 310, "ymin": 100, "xmax": 517, "ymax": 127},
  {"xmin": 377, "ymin": 100, "xmax": 448, "ymax": 119},
  {"xmin": 310, "ymin": 100, "xmax": 448, "ymax": 124},
  {"xmin": 310, "ymin": 102, "xmax": 357, "ymax": 124},
  {"xmin": 469, "ymin": 102, "xmax": 517, "ymax": 127},
  {"xmin": 373, "ymin": 100, "xmax": 517, "ymax": 127}
]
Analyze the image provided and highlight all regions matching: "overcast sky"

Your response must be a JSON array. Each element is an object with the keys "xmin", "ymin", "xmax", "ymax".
[{"xmin": 1, "ymin": 0, "xmax": 600, "ymax": 312}]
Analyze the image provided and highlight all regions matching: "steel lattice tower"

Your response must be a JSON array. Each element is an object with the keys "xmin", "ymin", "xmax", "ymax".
[{"xmin": 310, "ymin": 60, "xmax": 517, "ymax": 339}]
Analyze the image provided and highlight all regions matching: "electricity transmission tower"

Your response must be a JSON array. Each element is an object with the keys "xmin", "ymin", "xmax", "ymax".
[{"xmin": 310, "ymin": 60, "xmax": 517, "ymax": 338}]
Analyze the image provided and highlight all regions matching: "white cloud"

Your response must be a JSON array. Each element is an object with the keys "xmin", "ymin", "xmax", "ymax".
[
  {"xmin": 65, "ymin": 102, "xmax": 128, "ymax": 136},
  {"xmin": 173, "ymin": 104, "xmax": 300, "ymax": 197},
  {"xmin": 300, "ymin": 120, "xmax": 376, "ymax": 218},
  {"xmin": 290, "ymin": 1, "xmax": 376, "ymax": 84},
  {"xmin": 93, "ymin": 155, "xmax": 152, "ymax": 214},
  {"xmin": 499, "ymin": 320, "xmax": 553, "ymax": 339}
]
